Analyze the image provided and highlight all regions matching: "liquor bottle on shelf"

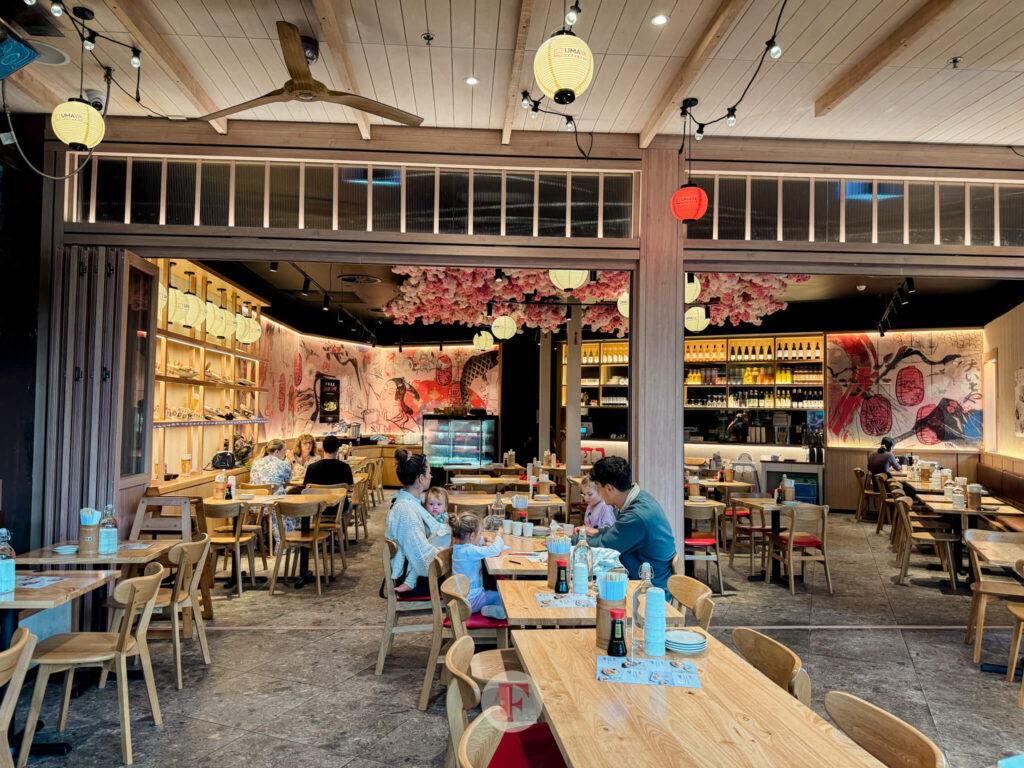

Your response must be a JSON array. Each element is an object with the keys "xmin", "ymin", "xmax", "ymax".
[
  {"xmin": 766, "ymin": 343, "xmax": 773, "ymax": 361},
  {"xmin": 814, "ymin": 342, "xmax": 821, "ymax": 360}
]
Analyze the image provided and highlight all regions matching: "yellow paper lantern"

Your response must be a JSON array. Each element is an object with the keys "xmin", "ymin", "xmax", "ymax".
[
  {"xmin": 549, "ymin": 269, "xmax": 589, "ymax": 291},
  {"xmin": 167, "ymin": 288, "xmax": 186, "ymax": 326},
  {"xmin": 51, "ymin": 99, "xmax": 105, "ymax": 150},
  {"xmin": 616, "ymin": 291, "xmax": 629, "ymax": 318},
  {"xmin": 684, "ymin": 306, "xmax": 710, "ymax": 333},
  {"xmin": 473, "ymin": 331, "xmax": 494, "ymax": 350},
  {"xmin": 219, "ymin": 307, "xmax": 235, "ymax": 341},
  {"xmin": 180, "ymin": 292, "xmax": 204, "ymax": 329},
  {"xmin": 205, "ymin": 301, "xmax": 220, "ymax": 332},
  {"xmin": 491, "ymin": 315, "xmax": 517, "ymax": 340},
  {"xmin": 533, "ymin": 31, "xmax": 594, "ymax": 104},
  {"xmin": 685, "ymin": 273, "xmax": 701, "ymax": 304}
]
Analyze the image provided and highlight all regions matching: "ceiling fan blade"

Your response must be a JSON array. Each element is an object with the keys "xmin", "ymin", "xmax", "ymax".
[
  {"xmin": 199, "ymin": 89, "xmax": 286, "ymax": 122},
  {"xmin": 277, "ymin": 21, "xmax": 315, "ymax": 86},
  {"xmin": 323, "ymin": 91, "xmax": 423, "ymax": 126}
]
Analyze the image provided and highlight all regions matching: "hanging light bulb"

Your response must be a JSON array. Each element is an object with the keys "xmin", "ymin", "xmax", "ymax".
[
  {"xmin": 767, "ymin": 38, "xmax": 782, "ymax": 59},
  {"xmin": 565, "ymin": 1, "xmax": 581, "ymax": 25},
  {"xmin": 694, "ymin": 123, "xmax": 704, "ymax": 141},
  {"xmin": 565, "ymin": 116, "xmax": 575, "ymax": 131},
  {"xmin": 529, "ymin": 105, "xmax": 539, "ymax": 119},
  {"xmin": 83, "ymin": 30, "xmax": 96, "ymax": 51},
  {"xmin": 130, "ymin": 47, "xmax": 141, "ymax": 68},
  {"xmin": 23, "ymin": 0, "xmax": 37, "ymax": 6},
  {"xmin": 491, "ymin": 315, "xmax": 517, "ymax": 340},
  {"xmin": 726, "ymin": 107, "xmax": 737, "ymax": 127},
  {"xmin": 616, "ymin": 291, "xmax": 629, "ymax": 318},
  {"xmin": 521, "ymin": 91, "xmax": 531, "ymax": 109},
  {"xmin": 685, "ymin": 274, "xmax": 702, "ymax": 304},
  {"xmin": 549, "ymin": 269, "xmax": 589, "ymax": 291},
  {"xmin": 50, "ymin": 1, "xmax": 64, "ymax": 17}
]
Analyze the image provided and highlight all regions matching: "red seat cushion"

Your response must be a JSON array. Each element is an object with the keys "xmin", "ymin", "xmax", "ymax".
[
  {"xmin": 684, "ymin": 537, "xmax": 716, "ymax": 547},
  {"xmin": 724, "ymin": 507, "xmax": 750, "ymax": 516},
  {"xmin": 768, "ymin": 532, "xmax": 821, "ymax": 548},
  {"xmin": 396, "ymin": 593, "xmax": 431, "ymax": 602},
  {"xmin": 491, "ymin": 722, "xmax": 567, "ymax": 768},
  {"xmin": 443, "ymin": 613, "xmax": 509, "ymax": 629}
]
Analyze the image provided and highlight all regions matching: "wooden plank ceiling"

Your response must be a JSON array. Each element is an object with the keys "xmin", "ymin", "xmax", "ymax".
[{"xmin": 7, "ymin": 0, "xmax": 1024, "ymax": 145}]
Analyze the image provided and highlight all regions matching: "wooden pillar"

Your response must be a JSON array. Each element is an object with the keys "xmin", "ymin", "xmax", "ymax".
[
  {"xmin": 631, "ymin": 149, "xmax": 685, "ymax": 548},
  {"xmin": 538, "ymin": 331, "xmax": 551, "ymax": 456},
  {"xmin": 566, "ymin": 306, "xmax": 582, "ymax": 476}
]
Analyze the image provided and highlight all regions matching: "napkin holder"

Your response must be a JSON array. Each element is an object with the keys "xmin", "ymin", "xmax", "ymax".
[
  {"xmin": 547, "ymin": 550, "xmax": 560, "ymax": 589},
  {"xmin": 596, "ymin": 596, "xmax": 626, "ymax": 650},
  {"xmin": 78, "ymin": 523, "xmax": 100, "ymax": 556},
  {"xmin": 967, "ymin": 484, "xmax": 983, "ymax": 512}
]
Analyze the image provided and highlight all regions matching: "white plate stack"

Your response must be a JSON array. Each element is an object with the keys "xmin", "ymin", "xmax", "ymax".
[{"xmin": 666, "ymin": 629, "xmax": 708, "ymax": 654}]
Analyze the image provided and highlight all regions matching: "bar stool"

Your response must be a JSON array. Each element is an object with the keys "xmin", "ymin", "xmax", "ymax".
[{"xmin": 683, "ymin": 500, "xmax": 724, "ymax": 594}]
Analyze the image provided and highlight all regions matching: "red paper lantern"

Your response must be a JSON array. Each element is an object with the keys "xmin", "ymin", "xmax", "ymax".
[{"xmin": 670, "ymin": 184, "xmax": 708, "ymax": 222}]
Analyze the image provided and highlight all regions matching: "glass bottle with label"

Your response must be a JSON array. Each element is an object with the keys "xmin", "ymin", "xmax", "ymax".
[
  {"xmin": 99, "ymin": 504, "xmax": 119, "ymax": 555},
  {"xmin": 631, "ymin": 562, "xmax": 653, "ymax": 649},
  {"xmin": 570, "ymin": 528, "xmax": 593, "ymax": 591},
  {"xmin": 0, "ymin": 529, "xmax": 14, "ymax": 594}
]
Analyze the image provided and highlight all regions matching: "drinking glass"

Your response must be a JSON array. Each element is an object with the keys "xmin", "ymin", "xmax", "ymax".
[{"xmin": 180, "ymin": 454, "xmax": 192, "ymax": 477}]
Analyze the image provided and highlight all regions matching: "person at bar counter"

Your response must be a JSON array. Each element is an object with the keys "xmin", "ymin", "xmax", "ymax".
[
  {"xmin": 575, "ymin": 456, "xmax": 676, "ymax": 590},
  {"xmin": 302, "ymin": 435, "xmax": 354, "ymax": 487},
  {"xmin": 727, "ymin": 411, "xmax": 750, "ymax": 442},
  {"xmin": 382, "ymin": 449, "xmax": 441, "ymax": 598}
]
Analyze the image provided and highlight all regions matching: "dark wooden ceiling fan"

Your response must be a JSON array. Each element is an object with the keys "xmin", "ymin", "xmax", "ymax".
[{"xmin": 199, "ymin": 21, "xmax": 423, "ymax": 126}]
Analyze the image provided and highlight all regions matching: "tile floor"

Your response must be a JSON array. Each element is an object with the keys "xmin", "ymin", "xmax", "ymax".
[{"xmin": 14, "ymin": 496, "xmax": 1024, "ymax": 767}]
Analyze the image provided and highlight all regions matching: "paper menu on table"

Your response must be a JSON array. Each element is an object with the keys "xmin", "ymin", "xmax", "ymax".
[
  {"xmin": 15, "ymin": 575, "xmax": 66, "ymax": 589},
  {"xmin": 535, "ymin": 593, "xmax": 596, "ymax": 608},
  {"xmin": 118, "ymin": 543, "xmax": 154, "ymax": 550},
  {"xmin": 595, "ymin": 656, "xmax": 702, "ymax": 688}
]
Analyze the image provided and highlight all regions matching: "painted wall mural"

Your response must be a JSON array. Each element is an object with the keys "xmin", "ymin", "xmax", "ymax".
[
  {"xmin": 258, "ymin": 318, "xmax": 500, "ymax": 440},
  {"xmin": 826, "ymin": 330, "xmax": 983, "ymax": 449},
  {"xmin": 1015, "ymin": 368, "xmax": 1024, "ymax": 437}
]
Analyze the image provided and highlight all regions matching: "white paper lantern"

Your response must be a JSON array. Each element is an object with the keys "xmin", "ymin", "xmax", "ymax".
[
  {"xmin": 234, "ymin": 313, "xmax": 249, "ymax": 342},
  {"xmin": 549, "ymin": 269, "xmax": 589, "ymax": 291},
  {"xmin": 473, "ymin": 331, "xmax": 494, "ymax": 350},
  {"xmin": 533, "ymin": 31, "xmax": 594, "ymax": 105},
  {"xmin": 219, "ymin": 307, "xmax": 235, "ymax": 341},
  {"xmin": 616, "ymin": 291, "xmax": 629, "ymax": 318},
  {"xmin": 205, "ymin": 301, "xmax": 219, "ymax": 331},
  {"xmin": 684, "ymin": 305, "xmax": 710, "ymax": 333},
  {"xmin": 491, "ymin": 315, "xmax": 517, "ymax": 340},
  {"xmin": 245, "ymin": 315, "xmax": 262, "ymax": 343},
  {"xmin": 180, "ymin": 292, "xmax": 204, "ymax": 329},
  {"xmin": 685, "ymin": 273, "xmax": 701, "ymax": 304},
  {"xmin": 167, "ymin": 288, "xmax": 183, "ymax": 325}
]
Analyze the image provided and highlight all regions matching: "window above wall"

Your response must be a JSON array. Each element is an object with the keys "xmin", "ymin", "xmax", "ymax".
[{"xmin": 67, "ymin": 154, "xmax": 637, "ymax": 240}]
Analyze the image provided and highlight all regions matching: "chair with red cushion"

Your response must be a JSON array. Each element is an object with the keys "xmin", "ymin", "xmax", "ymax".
[
  {"xmin": 683, "ymin": 501, "xmax": 724, "ymax": 594},
  {"xmin": 447, "ymin": 637, "xmax": 566, "ymax": 768},
  {"xmin": 376, "ymin": 539, "xmax": 433, "ymax": 676},
  {"xmin": 767, "ymin": 504, "xmax": 834, "ymax": 595},
  {"xmin": 441, "ymin": 574, "xmax": 518, "ymax": 687},
  {"xmin": 724, "ymin": 494, "xmax": 775, "ymax": 576}
]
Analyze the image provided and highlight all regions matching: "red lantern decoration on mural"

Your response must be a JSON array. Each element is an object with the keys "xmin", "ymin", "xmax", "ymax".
[{"xmin": 670, "ymin": 184, "xmax": 708, "ymax": 222}]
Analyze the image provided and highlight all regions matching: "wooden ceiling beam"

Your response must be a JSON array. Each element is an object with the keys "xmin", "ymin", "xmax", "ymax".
[
  {"xmin": 101, "ymin": 0, "xmax": 228, "ymax": 134},
  {"xmin": 311, "ymin": 0, "xmax": 372, "ymax": 141},
  {"xmin": 501, "ymin": 0, "xmax": 534, "ymax": 145},
  {"xmin": 6, "ymin": 65, "xmax": 63, "ymax": 111},
  {"xmin": 638, "ymin": 0, "xmax": 746, "ymax": 149},
  {"xmin": 815, "ymin": 0, "xmax": 963, "ymax": 117}
]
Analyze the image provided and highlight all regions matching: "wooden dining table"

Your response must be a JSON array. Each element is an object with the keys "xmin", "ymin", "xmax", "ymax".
[
  {"xmin": 483, "ymin": 534, "xmax": 547, "ymax": 578},
  {"xmin": 968, "ymin": 537, "xmax": 1024, "ymax": 567},
  {"xmin": 449, "ymin": 492, "xmax": 564, "ymax": 510},
  {"xmin": 512, "ymin": 628, "xmax": 883, "ymax": 768},
  {"xmin": 917, "ymin": 492, "xmax": 1024, "ymax": 573},
  {"xmin": 497, "ymin": 579, "xmax": 686, "ymax": 627},
  {"xmin": 743, "ymin": 499, "xmax": 822, "ymax": 585},
  {"xmin": 697, "ymin": 478, "xmax": 752, "ymax": 503}
]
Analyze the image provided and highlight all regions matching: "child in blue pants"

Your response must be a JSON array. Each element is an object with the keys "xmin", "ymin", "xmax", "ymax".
[{"xmin": 450, "ymin": 511, "xmax": 508, "ymax": 619}]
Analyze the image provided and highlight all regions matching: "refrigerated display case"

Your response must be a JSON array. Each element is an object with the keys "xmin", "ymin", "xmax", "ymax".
[{"xmin": 422, "ymin": 415, "xmax": 499, "ymax": 468}]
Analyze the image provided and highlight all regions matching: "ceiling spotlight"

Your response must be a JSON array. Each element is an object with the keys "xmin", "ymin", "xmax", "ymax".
[
  {"xmin": 589, "ymin": 270, "xmax": 598, "ymax": 283},
  {"xmin": 726, "ymin": 107, "xmax": 736, "ymax": 127},
  {"xmin": 337, "ymin": 308, "xmax": 345, "ymax": 324},
  {"xmin": 565, "ymin": 1, "xmax": 581, "ymax": 25},
  {"xmin": 24, "ymin": 0, "xmax": 36, "ymax": 6},
  {"xmin": 529, "ymin": 105, "xmax": 539, "ymax": 119},
  {"xmin": 465, "ymin": 75, "xmax": 479, "ymax": 85},
  {"xmin": 269, "ymin": 261, "xmax": 278, "ymax": 272},
  {"xmin": 439, "ymin": 340, "xmax": 444, "ymax": 352},
  {"xmin": 948, "ymin": 56, "xmax": 963, "ymax": 69},
  {"xmin": 767, "ymin": 38, "xmax": 782, "ymax": 59},
  {"xmin": 130, "ymin": 47, "xmax": 141, "ymax": 68},
  {"xmin": 50, "ymin": 1, "xmax": 64, "ymax": 17},
  {"xmin": 565, "ymin": 116, "xmax": 575, "ymax": 131},
  {"xmin": 651, "ymin": 14, "xmax": 668, "ymax": 25},
  {"xmin": 322, "ymin": 293, "xmax": 330, "ymax": 311},
  {"xmin": 877, "ymin": 323, "xmax": 885, "ymax": 338},
  {"xmin": 856, "ymin": 284, "xmax": 866, "ymax": 292},
  {"xmin": 83, "ymin": 30, "xmax": 96, "ymax": 51},
  {"xmin": 896, "ymin": 286, "xmax": 909, "ymax": 306},
  {"xmin": 905, "ymin": 277, "xmax": 916, "ymax": 294},
  {"xmin": 694, "ymin": 123, "xmax": 705, "ymax": 141},
  {"xmin": 494, "ymin": 269, "xmax": 505, "ymax": 284},
  {"xmin": 486, "ymin": 300, "xmax": 494, "ymax": 317},
  {"xmin": 301, "ymin": 276, "xmax": 311, "ymax": 296},
  {"xmin": 521, "ymin": 91, "xmax": 531, "ymax": 109}
]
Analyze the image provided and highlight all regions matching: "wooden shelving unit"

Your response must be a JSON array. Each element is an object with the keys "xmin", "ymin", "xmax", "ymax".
[
  {"xmin": 150, "ymin": 258, "xmax": 269, "ymax": 493},
  {"xmin": 684, "ymin": 333, "xmax": 825, "ymax": 411},
  {"xmin": 561, "ymin": 340, "xmax": 629, "ymax": 408}
]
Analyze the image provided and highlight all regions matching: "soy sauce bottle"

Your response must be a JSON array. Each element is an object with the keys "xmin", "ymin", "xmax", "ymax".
[
  {"xmin": 608, "ymin": 608, "xmax": 627, "ymax": 657},
  {"xmin": 555, "ymin": 559, "xmax": 569, "ymax": 594}
]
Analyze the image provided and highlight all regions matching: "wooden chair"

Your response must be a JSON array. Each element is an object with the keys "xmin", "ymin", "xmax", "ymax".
[
  {"xmin": 238, "ymin": 482, "xmax": 277, "ymax": 494},
  {"xmin": 1007, "ymin": 560, "xmax": 1024, "ymax": 707},
  {"xmin": 732, "ymin": 627, "xmax": 810, "ymax": 706},
  {"xmin": 446, "ymin": 638, "xmax": 565, "ymax": 768},
  {"xmin": 852, "ymin": 467, "xmax": 879, "ymax": 524},
  {"xmin": 441, "ymin": 574, "xmax": 518, "ymax": 685},
  {"xmin": 717, "ymin": 491, "xmax": 754, "ymax": 545},
  {"xmin": 419, "ymin": 548, "xmax": 508, "ymax": 711},
  {"xmin": 198, "ymin": 501, "xmax": 257, "ymax": 598},
  {"xmin": 683, "ymin": 502, "xmax": 724, "ymax": 594},
  {"xmin": 767, "ymin": 504, "xmax": 833, "ymax": 595},
  {"xmin": 376, "ymin": 539, "xmax": 433, "ymax": 675},
  {"xmin": 269, "ymin": 498, "xmax": 329, "ymax": 595},
  {"xmin": 0, "ymin": 628, "xmax": 36, "ymax": 768},
  {"xmin": 372, "ymin": 457, "xmax": 386, "ymax": 500},
  {"xmin": 893, "ymin": 497, "xmax": 958, "ymax": 590},
  {"xmin": 19, "ymin": 563, "xmax": 165, "ymax": 767},
  {"xmin": 824, "ymin": 691, "xmax": 947, "ymax": 768},
  {"xmin": 728, "ymin": 496, "xmax": 776, "ymax": 576},
  {"xmin": 348, "ymin": 478, "xmax": 370, "ymax": 542},
  {"xmin": 214, "ymin": 486, "xmax": 270, "ymax": 570},
  {"xmin": 874, "ymin": 474, "xmax": 895, "ymax": 534},
  {"xmin": 964, "ymin": 529, "xmax": 1024, "ymax": 664},
  {"xmin": 302, "ymin": 485, "xmax": 348, "ymax": 569},
  {"xmin": 666, "ymin": 574, "xmax": 714, "ymax": 630}
]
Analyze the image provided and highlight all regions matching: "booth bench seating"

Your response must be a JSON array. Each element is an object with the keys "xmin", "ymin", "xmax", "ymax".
[{"xmin": 978, "ymin": 464, "xmax": 1024, "ymax": 532}]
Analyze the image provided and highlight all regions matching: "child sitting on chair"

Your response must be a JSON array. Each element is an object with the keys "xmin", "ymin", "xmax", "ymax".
[
  {"xmin": 580, "ymin": 476, "xmax": 616, "ymax": 534},
  {"xmin": 424, "ymin": 486, "xmax": 450, "ymax": 525},
  {"xmin": 451, "ymin": 511, "xmax": 508, "ymax": 619}
]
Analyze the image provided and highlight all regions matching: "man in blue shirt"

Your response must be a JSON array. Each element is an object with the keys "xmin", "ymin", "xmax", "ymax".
[{"xmin": 579, "ymin": 457, "xmax": 677, "ymax": 590}]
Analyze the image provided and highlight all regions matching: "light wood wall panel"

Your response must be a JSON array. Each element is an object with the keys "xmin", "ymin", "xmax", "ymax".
[{"xmin": 983, "ymin": 299, "xmax": 1024, "ymax": 459}]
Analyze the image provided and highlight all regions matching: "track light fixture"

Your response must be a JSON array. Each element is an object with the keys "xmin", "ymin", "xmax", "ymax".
[
  {"xmin": 486, "ymin": 301, "xmax": 494, "ymax": 317},
  {"xmin": 494, "ymin": 269, "xmax": 505, "ymax": 284},
  {"xmin": 301, "ymin": 276, "xmax": 311, "ymax": 296},
  {"xmin": 905, "ymin": 277, "xmax": 916, "ymax": 294},
  {"xmin": 337, "ymin": 308, "xmax": 345, "ymax": 324},
  {"xmin": 322, "ymin": 293, "xmax": 330, "ymax": 311},
  {"xmin": 269, "ymin": 262, "xmax": 278, "ymax": 272},
  {"xmin": 896, "ymin": 286, "xmax": 909, "ymax": 306}
]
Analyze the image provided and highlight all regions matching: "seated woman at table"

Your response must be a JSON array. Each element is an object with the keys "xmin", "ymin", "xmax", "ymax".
[
  {"xmin": 288, "ymin": 433, "xmax": 321, "ymax": 473},
  {"xmin": 383, "ymin": 449, "xmax": 443, "ymax": 598},
  {"xmin": 249, "ymin": 438, "xmax": 292, "ymax": 494},
  {"xmin": 581, "ymin": 476, "xmax": 615, "ymax": 530},
  {"xmin": 450, "ymin": 511, "xmax": 508, "ymax": 619},
  {"xmin": 577, "ymin": 457, "xmax": 676, "ymax": 591},
  {"xmin": 867, "ymin": 436, "xmax": 902, "ymax": 480}
]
